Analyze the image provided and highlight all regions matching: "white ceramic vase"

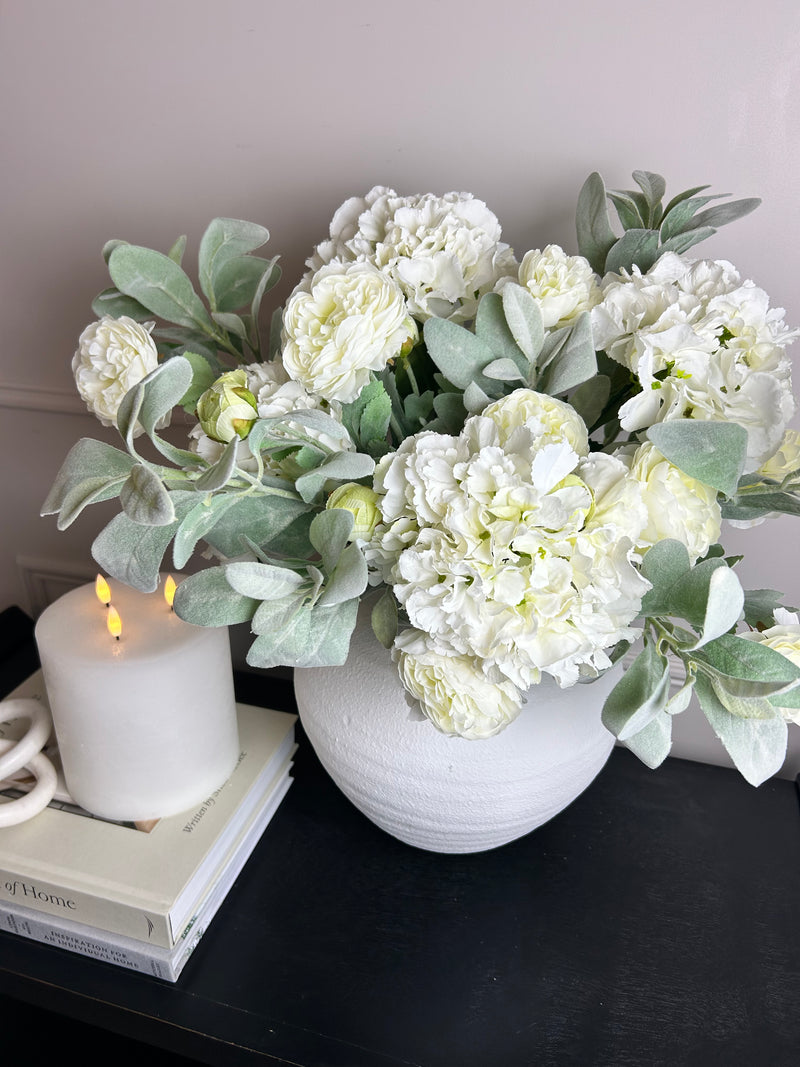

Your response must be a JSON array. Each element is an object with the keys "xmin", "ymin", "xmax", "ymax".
[{"xmin": 294, "ymin": 616, "xmax": 620, "ymax": 854}]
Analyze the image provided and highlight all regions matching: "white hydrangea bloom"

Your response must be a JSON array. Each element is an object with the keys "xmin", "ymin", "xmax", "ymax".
[
  {"xmin": 307, "ymin": 185, "xmax": 518, "ymax": 323},
  {"xmin": 72, "ymin": 315, "xmax": 162, "ymax": 434},
  {"xmin": 394, "ymin": 628, "xmax": 523, "ymax": 739},
  {"xmin": 618, "ymin": 441, "xmax": 722, "ymax": 561},
  {"xmin": 591, "ymin": 253, "xmax": 798, "ymax": 472},
  {"xmin": 500, "ymin": 244, "xmax": 601, "ymax": 329},
  {"xmin": 282, "ymin": 261, "xmax": 417, "ymax": 403},
  {"xmin": 368, "ymin": 390, "xmax": 649, "ymax": 696}
]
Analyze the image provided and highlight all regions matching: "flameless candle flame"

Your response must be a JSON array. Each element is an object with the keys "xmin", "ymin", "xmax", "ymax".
[
  {"xmin": 95, "ymin": 574, "xmax": 111, "ymax": 607},
  {"xmin": 107, "ymin": 605, "xmax": 122, "ymax": 640},
  {"xmin": 164, "ymin": 575, "xmax": 177, "ymax": 611}
]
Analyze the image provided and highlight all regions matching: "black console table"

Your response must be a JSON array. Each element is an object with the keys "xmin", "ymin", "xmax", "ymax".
[{"xmin": 1, "ymin": 605, "xmax": 799, "ymax": 1066}]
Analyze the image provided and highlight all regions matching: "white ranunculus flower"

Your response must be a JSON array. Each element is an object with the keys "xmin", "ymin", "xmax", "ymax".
[
  {"xmin": 308, "ymin": 186, "xmax": 518, "ymax": 323},
  {"xmin": 481, "ymin": 389, "xmax": 590, "ymax": 456},
  {"xmin": 394, "ymin": 629, "xmax": 523, "ymax": 739},
  {"xmin": 759, "ymin": 429, "xmax": 800, "ymax": 481},
  {"xmin": 502, "ymin": 244, "xmax": 602, "ymax": 329},
  {"xmin": 621, "ymin": 441, "xmax": 722, "ymax": 561},
  {"xmin": 282, "ymin": 261, "xmax": 417, "ymax": 403},
  {"xmin": 740, "ymin": 610, "xmax": 800, "ymax": 724},
  {"xmin": 72, "ymin": 315, "xmax": 161, "ymax": 434}
]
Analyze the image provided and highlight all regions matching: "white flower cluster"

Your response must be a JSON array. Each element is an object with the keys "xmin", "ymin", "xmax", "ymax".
[
  {"xmin": 591, "ymin": 253, "xmax": 798, "ymax": 472},
  {"xmin": 306, "ymin": 185, "xmax": 518, "ymax": 323},
  {"xmin": 367, "ymin": 390, "xmax": 653, "ymax": 737}
]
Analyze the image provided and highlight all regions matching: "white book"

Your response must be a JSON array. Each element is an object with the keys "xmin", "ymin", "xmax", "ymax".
[
  {"xmin": 0, "ymin": 768, "xmax": 293, "ymax": 981},
  {"xmin": 0, "ymin": 671, "xmax": 297, "ymax": 947}
]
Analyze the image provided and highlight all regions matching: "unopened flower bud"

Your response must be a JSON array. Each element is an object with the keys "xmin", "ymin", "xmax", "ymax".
[
  {"xmin": 326, "ymin": 483, "xmax": 381, "ymax": 540},
  {"xmin": 196, "ymin": 369, "xmax": 258, "ymax": 443}
]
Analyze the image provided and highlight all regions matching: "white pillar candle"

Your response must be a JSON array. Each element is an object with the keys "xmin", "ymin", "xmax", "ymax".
[{"xmin": 34, "ymin": 575, "xmax": 239, "ymax": 822}]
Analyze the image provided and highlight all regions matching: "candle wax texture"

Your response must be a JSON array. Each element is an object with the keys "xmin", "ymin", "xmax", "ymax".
[{"xmin": 34, "ymin": 578, "xmax": 239, "ymax": 821}]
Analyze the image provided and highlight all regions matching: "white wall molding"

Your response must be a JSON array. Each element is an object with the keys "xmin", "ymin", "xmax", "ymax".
[
  {"xmin": 17, "ymin": 557, "xmax": 98, "ymax": 618},
  {"xmin": 0, "ymin": 382, "xmax": 87, "ymax": 416}
]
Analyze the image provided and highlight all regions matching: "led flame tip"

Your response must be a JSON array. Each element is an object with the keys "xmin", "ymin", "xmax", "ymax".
[
  {"xmin": 107, "ymin": 605, "xmax": 122, "ymax": 640},
  {"xmin": 95, "ymin": 574, "xmax": 111, "ymax": 606},
  {"xmin": 164, "ymin": 575, "xmax": 177, "ymax": 609}
]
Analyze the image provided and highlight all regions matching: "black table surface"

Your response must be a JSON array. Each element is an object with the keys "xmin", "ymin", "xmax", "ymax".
[{"xmin": 0, "ymin": 604, "xmax": 799, "ymax": 1066}]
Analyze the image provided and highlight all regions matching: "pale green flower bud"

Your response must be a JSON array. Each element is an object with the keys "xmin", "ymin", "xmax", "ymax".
[
  {"xmin": 326, "ymin": 483, "xmax": 381, "ymax": 541},
  {"xmin": 196, "ymin": 369, "xmax": 258, "ymax": 443}
]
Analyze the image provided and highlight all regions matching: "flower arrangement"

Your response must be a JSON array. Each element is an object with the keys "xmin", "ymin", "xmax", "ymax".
[{"xmin": 44, "ymin": 170, "xmax": 800, "ymax": 786}]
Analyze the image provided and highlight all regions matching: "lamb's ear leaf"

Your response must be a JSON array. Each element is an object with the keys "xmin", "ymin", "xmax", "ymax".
[
  {"xmin": 173, "ymin": 567, "xmax": 259, "ymax": 626},
  {"xmin": 576, "ymin": 171, "xmax": 617, "ymax": 274},
  {"xmin": 646, "ymin": 420, "xmax": 747, "ymax": 498}
]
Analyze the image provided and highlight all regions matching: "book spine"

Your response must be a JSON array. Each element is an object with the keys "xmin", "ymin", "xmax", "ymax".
[
  {"xmin": 0, "ymin": 905, "xmax": 186, "ymax": 981},
  {"xmin": 0, "ymin": 872, "xmax": 174, "ymax": 947}
]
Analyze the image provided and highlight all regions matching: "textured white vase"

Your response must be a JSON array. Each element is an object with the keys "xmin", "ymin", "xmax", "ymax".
[{"xmin": 294, "ymin": 617, "xmax": 620, "ymax": 854}]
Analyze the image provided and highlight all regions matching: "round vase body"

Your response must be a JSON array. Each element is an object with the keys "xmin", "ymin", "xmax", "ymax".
[{"xmin": 294, "ymin": 618, "xmax": 620, "ymax": 853}]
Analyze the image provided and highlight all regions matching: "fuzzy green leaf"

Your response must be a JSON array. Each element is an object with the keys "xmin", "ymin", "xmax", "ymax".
[
  {"xmin": 108, "ymin": 244, "xmax": 214, "ymax": 333},
  {"xmin": 688, "ymin": 198, "xmax": 761, "ymax": 233},
  {"xmin": 201, "ymin": 494, "xmax": 309, "ymax": 559},
  {"xmin": 602, "ymin": 639, "xmax": 672, "ymax": 741},
  {"xmin": 500, "ymin": 284, "xmax": 544, "ymax": 363},
  {"xmin": 198, "ymin": 218, "xmax": 270, "ymax": 309},
  {"xmin": 646, "ymin": 420, "xmax": 747, "ymax": 497},
  {"xmin": 475, "ymin": 292, "xmax": 531, "ymax": 375},
  {"xmin": 672, "ymin": 564, "xmax": 745, "ymax": 651},
  {"xmin": 172, "ymin": 494, "xmax": 241, "ymax": 570},
  {"xmin": 309, "ymin": 509, "xmax": 354, "ymax": 573},
  {"xmin": 639, "ymin": 539, "xmax": 692, "ymax": 616},
  {"xmin": 371, "ymin": 590, "xmax": 398, "ymax": 649},
  {"xmin": 194, "ymin": 437, "xmax": 240, "ymax": 493},
  {"xmin": 575, "ymin": 171, "xmax": 617, "ymax": 275},
  {"xmin": 694, "ymin": 632, "xmax": 800, "ymax": 696},
  {"xmin": 246, "ymin": 597, "xmax": 359, "ymax": 669},
  {"xmin": 483, "ymin": 357, "xmax": 526, "ymax": 382},
  {"xmin": 423, "ymin": 317, "xmax": 495, "ymax": 390},
  {"xmin": 742, "ymin": 589, "xmax": 786, "ymax": 630},
  {"xmin": 295, "ymin": 451, "xmax": 375, "ymax": 504},
  {"xmin": 177, "ymin": 350, "xmax": 219, "ymax": 413},
  {"xmin": 536, "ymin": 313, "xmax": 597, "ymax": 395},
  {"xmin": 91, "ymin": 491, "xmax": 195, "ymax": 592},
  {"xmin": 214, "ymin": 255, "xmax": 277, "ymax": 314},
  {"xmin": 317, "ymin": 542, "xmax": 368, "ymax": 607},
  {"xmin": 116, "ymin": 356, "xmax": 194, "ymax": 450},
  {"xmin": 173, "ymin": 567, "xmax": 259, "ymax": 626},
  {"xmin": 91, "ymin": 287, "xmax": 152, "ymax": 322},
  {"xmin": 119, "ymin": 464, "xmax": 176, "ymax": 526},
  {"xmin": 42, "ymin": 439, "xmax": 136, "ymax": 518},
  {"xmin": 695, "ymin": 673, "xmax": 787, "ymax": 786},
  {"xmin": 623, "ymin": 710, "xmax": 673, "ymax": 769},
  {"xmin": 225, "ymin": 560, "xmax": 305, "ymax": 601},
  {"xmin": 604, "ymin": 229, "xmax": 661, "ymax": 275}
]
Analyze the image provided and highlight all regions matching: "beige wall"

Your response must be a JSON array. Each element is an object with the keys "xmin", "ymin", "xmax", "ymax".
[{"xmin": 2, "ymin": 0, "xmax": 800, "ymax": 775}]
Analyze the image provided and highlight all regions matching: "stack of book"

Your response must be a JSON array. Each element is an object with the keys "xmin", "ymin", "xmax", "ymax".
[{"xmin": 0, "ymin": 670, "xmax": 296, "ymax": 981}]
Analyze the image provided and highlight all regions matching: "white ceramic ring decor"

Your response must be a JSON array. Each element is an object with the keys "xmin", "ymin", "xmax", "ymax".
[
  {"xmin": 294, "ymin": 615, "xmax": 620, "ymax": 854},
  {"xmin": 0, "ymin": 697, "xmax": 53, "ymax": 779},
  {"xmin": 0, "ymin": 697, "xmax": 58, "ymax": 827}
]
